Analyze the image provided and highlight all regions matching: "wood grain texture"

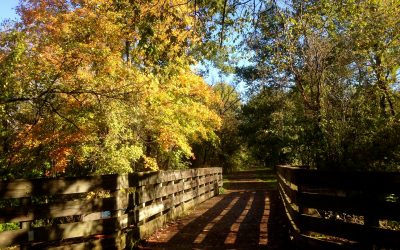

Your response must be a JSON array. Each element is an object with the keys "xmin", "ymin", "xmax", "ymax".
[
  {"xmin": 0, "ymin": 167, "xmax": 222, "ymax": 249},
  {"xmin": 277, "ymin": 165, "xmax": 400, "ymax": 249}
]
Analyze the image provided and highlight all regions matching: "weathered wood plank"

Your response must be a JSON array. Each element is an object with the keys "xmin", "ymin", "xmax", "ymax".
[
  {"xmin": 197, "ymin": 183, "xmax": 214, "ymax": 196},
  {"xmin": 182, "ymin": 190, "xmax": 197, "ymax": 203},
  {"xmin": 301, "ymin": 214, "xmax": 400, "ymax": 247},
  {"xmin": 137, "ymin": 182, "xmax": 185, "ymax": 204},
  {"xmin": 294, "ymin": 233, "xmax": 360, "ymax": 250},
  {"xmin": 277, "ymin": 165, "xmax": 400, "ymax": 249},
  {"xmin": 0, "ymin": 215, "xmax": 129, "ymax": 247},
  {"xmin": 277, "ymin": 173, "xmax": 298, "ymax": 205},
  {"xmin": 45, "ymin": 235, "xmax": 124, "ymax": 250},
  {"xmin": 137, "ymin": 174, "xmax": 220, "ymax": 204},
  {"xmin": 0, "ymin": 167, "xmax": 223, "ymax": 248},
  {"xmin": 0, "ymin": 175, "xmax": 127, "ymax": 199},
  {"xmin": 296, "ymin": 170, "xmax": 400, "ymax": 192},
  {"xmin": 138, "ymin": 198, "xmax": 174, "ymax": 222},
  {"xmin": 278, "ymin": 182, "xmax": 300, "ymax": 229},
  {"xmin": 137, "ymin": 178, "xmax": 219, "ymax": 239},
  {"xmin": 0, "ymin": 229, "xmax": 28, "ymax": 248},
  {"xmin": 299, "ymin": 192, "xmax": 400, "ymax": 221},
  {"xmin": 277, "ymin": 165, "xmax": 304, "ymax": 186},
  {"xmin": 0, "ymin": 191, "xmax": 130, "ymax": 223},
  {"xmin": 130, "ymin": 168, "xmax": 221, "ymax": 187},
  {"xmin": 183, "ymin": 179, "xmax": 198, "ymax": 190},
  {"xmin": 198, "ymin": 176, "xmax": 215, "ymax": 186},
  {"xmin": 180, "ymin": 169, "xmax": 195, "ymax": 179}
]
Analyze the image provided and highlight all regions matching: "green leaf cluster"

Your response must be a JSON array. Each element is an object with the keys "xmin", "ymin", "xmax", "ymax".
[{"xmin": 240, "ymin": 0, "xmax": 400, "ymax": 170}]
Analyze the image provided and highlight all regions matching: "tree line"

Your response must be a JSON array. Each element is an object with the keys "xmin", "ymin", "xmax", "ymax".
[
  {"xmin": 238, "ymin": 0, "xmax": 400, "ymax": 171},
  {"xmin": 1, "ymin": 0, "xmax": 399, "ymax": 178}
]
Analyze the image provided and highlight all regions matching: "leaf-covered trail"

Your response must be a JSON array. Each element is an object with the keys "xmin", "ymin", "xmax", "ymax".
[{"xmin": 138, "ymin": 169, "xmax": 291, "ymax": 249}]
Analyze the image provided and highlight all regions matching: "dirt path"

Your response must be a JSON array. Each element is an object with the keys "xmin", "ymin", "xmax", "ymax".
[{"xmin": 139, "ymin": 169, "xmax": 291, "ymax": 250}]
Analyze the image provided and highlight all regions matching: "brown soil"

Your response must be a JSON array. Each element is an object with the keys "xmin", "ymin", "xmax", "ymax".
[{"xmin": 138, "ymin": 169, "xmax": 292, "ymax": 250}]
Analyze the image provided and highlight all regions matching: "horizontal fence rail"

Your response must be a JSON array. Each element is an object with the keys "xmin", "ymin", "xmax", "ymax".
[
  {"xmin": 0, "ymin": 167, "xmax": 222, "ymax": 249},
  {"xmin": 277, "ymin": 165, "xmax": 400, "ymax": 250}
]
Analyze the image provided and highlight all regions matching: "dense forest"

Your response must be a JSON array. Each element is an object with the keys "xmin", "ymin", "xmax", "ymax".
[{"xmin": 0, "ymin": 0, "xmax": 399, "ymax": 179}]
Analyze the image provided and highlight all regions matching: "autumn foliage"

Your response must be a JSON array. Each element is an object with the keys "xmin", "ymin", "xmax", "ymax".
[{"xmin": 0, "ymin": 0, "xmax": 221, "ymax": 178}]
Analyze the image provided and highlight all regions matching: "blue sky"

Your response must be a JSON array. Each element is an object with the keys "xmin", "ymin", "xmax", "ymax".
[{"xmin": 0, "ymin": 1, "xmax": 19, "ymax": 22}]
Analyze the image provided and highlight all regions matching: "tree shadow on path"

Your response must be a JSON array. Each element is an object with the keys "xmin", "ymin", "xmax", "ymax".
[{"xmin": 141, "ymin": 169, "xmax": 292, "ymax": 250}]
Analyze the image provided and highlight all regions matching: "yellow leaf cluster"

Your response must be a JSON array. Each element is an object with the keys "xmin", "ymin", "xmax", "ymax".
[{"xmin": 0, "ymin": 0, "xmax": 221, "ymax": 177}]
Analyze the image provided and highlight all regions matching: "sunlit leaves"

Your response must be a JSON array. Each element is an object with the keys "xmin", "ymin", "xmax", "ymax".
[
  {"xmin": 0, "ymin": 0, "xmax": 221, "ymax": 177},
  {"xmin": 243, "ymin": 0, "xmax": 400, "ymax": 170}
]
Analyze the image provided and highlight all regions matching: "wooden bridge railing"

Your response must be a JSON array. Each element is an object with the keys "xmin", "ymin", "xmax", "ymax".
[
  {"xmin": 0, "ymin": 167, "xmax": 222, "ymax": 249},
  {"xmin": 277, "ymin": 165, "xmax": 400, "ymax": 250}
]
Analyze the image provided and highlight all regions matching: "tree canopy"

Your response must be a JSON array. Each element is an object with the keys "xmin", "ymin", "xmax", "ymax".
[
  {"xmin": 1, "ymin": 0, "xmax": 399, "ymax": 178},
  {"xmin": 239, "ymin": 0, "xmax": 400, "ymax": 170},
  {"xmin": 0, "ymin": 0, "xmax": 224, "ymax": 178}
]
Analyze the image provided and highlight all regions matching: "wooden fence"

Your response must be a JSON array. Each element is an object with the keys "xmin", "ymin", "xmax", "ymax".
[
  {"xmin": 0, "ymin": 167, "xmax": 222, "ymax": 249},
  {"xmin": 277, "ymin": 165, "xmax": 400, "ymax": 250}
]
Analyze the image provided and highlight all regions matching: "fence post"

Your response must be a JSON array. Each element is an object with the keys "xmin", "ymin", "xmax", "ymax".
[
  {"xmin": 364, "ymin": 191, "xmax": 379, "ymax": 250},
  {"xmin": 20, "ymin": 197, "xmax": 32, "ymax": 250},
  {"xmin": 214, "ymin": 171, "xmax": 220, "ymax": 196}
]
